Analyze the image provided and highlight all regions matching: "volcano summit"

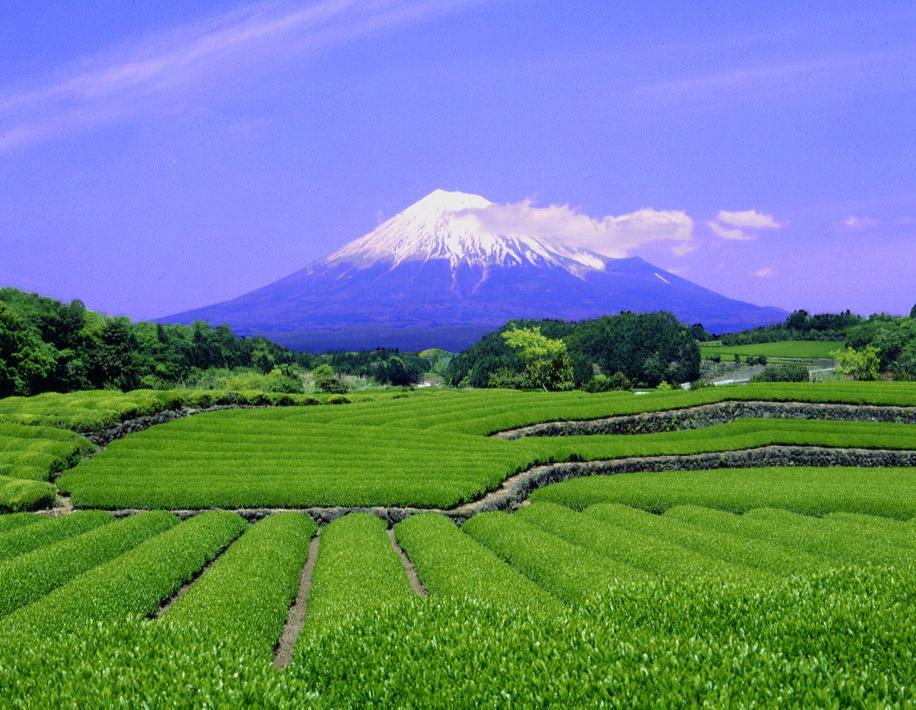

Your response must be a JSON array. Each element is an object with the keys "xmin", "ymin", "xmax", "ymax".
[{"xmin": 164, "ymin": 190, "xmax": 785, "ymax": 350}]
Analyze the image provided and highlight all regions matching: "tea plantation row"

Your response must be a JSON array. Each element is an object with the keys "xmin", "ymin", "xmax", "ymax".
[{"xmin": 0, "ymin": 485, "xmax": 913, "ymax": 705}]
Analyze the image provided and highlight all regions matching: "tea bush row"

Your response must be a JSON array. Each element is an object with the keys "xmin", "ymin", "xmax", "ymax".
[
  {"xmin": 303, "ymin": 513, "xmax": 414, "ymax": 637},
  {"xmin": 533, "ymin": 466, "xmax": 916, "ymax": 518},
  {"xmin": 0, "ymin": 511, "xmax": 245, "ymax": 637},
  {"xmin": 166, "ymin": 512, "xmax": 314, "ymax": 657},
  {"xmin": 0, "ymin": 510, "xmax": 111, "ymax": 562},
  {"xmin": 0, "ymin": 511, "xmax": 177, "ymax": 618}
]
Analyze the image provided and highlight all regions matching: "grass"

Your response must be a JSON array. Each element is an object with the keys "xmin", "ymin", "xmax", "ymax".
[
  {"xmin": 463, "ymin": 511, "xmax": 649, "ymax": 602},
  {"xmin": 532, "ymin": 466, "xmax": 916, "ymax": 518},
  {"xmin": 516, "ymin": 502, "xmax": 769, "ymax": 586},
  {"xmin": 0, "ymin": 382, "xmax": 914, "ymax": 703},
  {"xmin": 700, "ymin": 339, "xmax": 840, "ymax": 359}
]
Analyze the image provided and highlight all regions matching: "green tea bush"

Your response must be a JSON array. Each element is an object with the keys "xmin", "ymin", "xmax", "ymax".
[
  {"xmin": 0, "ymin": 510, "xmax": 111, "ymax": 562},
  {"xmin": 0, "ymin": 511, "xmax": 177, "ymax": 618},
  {"xmin": 166, "ymin": 512, "xmax": 314, "ymax": 656},
  {"xmin": 304, "ymin": 513, "xmax": 414, "ymax": 637}
]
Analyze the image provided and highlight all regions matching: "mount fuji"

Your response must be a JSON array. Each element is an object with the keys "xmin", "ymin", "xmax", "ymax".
[{"xmin": 163, "ymin": 190, "xmax": 786, "ymax": 351}]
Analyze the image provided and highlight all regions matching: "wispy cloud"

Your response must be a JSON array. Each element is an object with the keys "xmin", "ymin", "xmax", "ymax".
[
  {"xmin": 717, "ymin": 209, "xmax": 781, "ymax": 230},
  {"xmin": 0, "ymin": 0, "xmax": 487, "ymax": 153},
  {"xmin": 752, "ymin": 266, "xmax": 776, "ymax": 278},
  {"xmin": 706, "ymin": 220, "xmax": 753, "ymax": 241},
  {"xmin": 461, "ymin": 200, "xmax": 694, "ymax": 259},
  {"xmin": 708, "ymin": 208, "xmax": 782, "ymax": 240},
  {"xmin": 635, "ymin": 46, "xmax": 916, "ymax": 105}
]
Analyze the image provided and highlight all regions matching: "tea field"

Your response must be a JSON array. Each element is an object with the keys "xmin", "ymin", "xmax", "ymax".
[{"xmin": 0, "ymin": 382, "xmax": 913, "ymax": 705}]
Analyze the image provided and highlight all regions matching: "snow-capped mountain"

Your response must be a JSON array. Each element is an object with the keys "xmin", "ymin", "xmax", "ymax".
[
  {"xmin": 163, "ymin": 189, "xmax": 786, "ymax": 351},
  {"xmin": 325, "ymin": 189, "xmax": 604, "ymax": 275}
]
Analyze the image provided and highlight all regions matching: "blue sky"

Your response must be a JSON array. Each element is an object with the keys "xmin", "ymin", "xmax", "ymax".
[{"xmin": 1, "ymin": 0, "xmax": 914, "ymax": 319}]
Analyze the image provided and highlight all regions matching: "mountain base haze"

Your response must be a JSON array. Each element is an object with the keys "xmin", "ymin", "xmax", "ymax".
[{"xmin": 163, "ymin": 190, "xmax": 786, "ymax": 351}]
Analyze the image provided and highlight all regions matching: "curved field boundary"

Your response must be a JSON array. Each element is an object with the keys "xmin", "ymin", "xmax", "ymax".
[
  {"xmin": 87, "ymin": 404, "xmax": 264, "ymax": 447},
  {"xmin": 493, "ymin": 401, "xmax": 916, "ymax": 440},
  {"xmin": 103, "ymin": 445, "xmax": 916, "ymax": 523}
]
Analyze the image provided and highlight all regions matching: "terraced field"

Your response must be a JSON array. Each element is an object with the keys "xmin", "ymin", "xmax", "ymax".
[
  {"xmin": 0, "ymin": 381, "xmax": 914, "ymax": 704},
  {"xmin": 700, "ymin": 339, "xmax": 840, "ymax": 359},
  {"xmin": 55, "ymin": 383, "xmax": 916, "ymax": 510}
]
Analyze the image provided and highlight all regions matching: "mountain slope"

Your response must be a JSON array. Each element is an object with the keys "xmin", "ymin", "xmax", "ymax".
[{"xmin": 163, "ymin": 189, "xmax": 786, "ymax": 351}]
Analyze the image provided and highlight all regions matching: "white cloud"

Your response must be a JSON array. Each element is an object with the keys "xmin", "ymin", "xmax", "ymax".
[
  {"xmin": 706, "ymin": 220, "xmax": 753, "ymax": 241},
  {"xmin": 460, "ymin": 200, "xmax": 694, "ymax": 258},
  {"xmin": 706, "ymin": 208, "xmax": 782, "ymax": 241},
  {"xmin": 752, "ymin": 266, "xmax": 776, "ymax": 278},
  {"xmin": 838, "ymin": 216, "xmax": 880, "ymax": 230},
  {"xmin": 716, "ymin": 209, "xmax": 782, "ymax": 229},
  {"xmin": 0, "ymin": 0, "xmax": 488, "ymax": 153}
]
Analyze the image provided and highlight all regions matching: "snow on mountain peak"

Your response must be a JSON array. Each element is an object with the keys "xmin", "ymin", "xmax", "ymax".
[{"xmin": 324, "ymin": 189, "xmax": 606, "ymax": 273}]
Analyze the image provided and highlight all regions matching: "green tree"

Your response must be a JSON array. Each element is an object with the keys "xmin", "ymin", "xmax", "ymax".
[
  {"xmin": 0, "ymin": 302, "xmax": 57, "ymax": 396},
  {"xmin": 312, "ymin": 364, "xmax": 349, "ymax": 393},
  {"xmin": 910, "ymin": 303, "xmax": 916, "ymax": 319},
  {"xmin": 502, "ymin": 327, "xmax": 573, "ymax": 391},
  {"xmin": 832, "ymin": 345, "xmax": 881, "ymax": 381}
]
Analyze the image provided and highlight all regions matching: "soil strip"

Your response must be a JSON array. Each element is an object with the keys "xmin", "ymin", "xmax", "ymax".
[
  {"xmin": 387, "ymin": 528, "xmax": 427, "ymax": 598},
  {"xmin": 274, "ymin": 530, "xmax": 321, "ymax": 669}
]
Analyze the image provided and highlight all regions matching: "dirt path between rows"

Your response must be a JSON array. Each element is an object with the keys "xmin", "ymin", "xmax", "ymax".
[
  {"xmin": 387, "ymin": 528, "xmax": 427, "ymax": 598},
  {"xmin": 274, "ymin": 531, "xmax": 321, "ymax": 669}
]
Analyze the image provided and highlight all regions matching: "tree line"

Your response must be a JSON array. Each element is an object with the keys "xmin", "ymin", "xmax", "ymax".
[{"xmin": 446, "ymin": 312, "xmax": 701, "ymax": 390}]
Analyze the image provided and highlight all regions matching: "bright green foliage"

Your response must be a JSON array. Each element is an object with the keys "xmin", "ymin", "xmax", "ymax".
[
  {"xmin": 0, "ymin": 388, "xmax": 331, "ymax": 432},
  {"xmin": 0, "ymin": 511, "xmax": 177, "ymax": 618},
  {"xmin": 584, "ymin": 504, "xmax": 827, "ymax": 575},
  {"xmin": 501, "ymin": 326, "xmax": 574, "ymax": 391},
  {"xmin": 534, "ymin": 466, "xmax": 916, "ymax": 518},
  {"xmin": 0, "ymin": 422, "xmax": 93, "ymax": 480},
  {"xmin": 290, "ymin": 565, "xmax": 916, "ymax": 708},
  {"xmin": 0, "ymin": 513, "xmax": 41, "ymax": 535},
  {"xmin": 516, "ymin": 502, "xmax": 768, "ymax": 586},
  {"xmin": 0, "ymin": 476, "xmax": 56, "ymax": 512},
  {"xmin": 166, "ymin": 513, "xmax": 314, "ymax": 656},
  {"xmin": 833, "ymin": 345, "xmax": 881, "ymax": 380},
  {"xmin": 825, "ymin": 511, "xmax": 916, "ymax": 549},
  {"xmin": 666, "ymin": 505, "xmax": 916, "ymax": 566},
  {"xmin": 0, "ymin": 511, "xmax": 245, "ymax": 637},
  {"xmin": 394, "ymin": 514, "xmax": 560, "ymax": 612},
  {"xmin": 463, "ymin": 512, "xmax": 647, "ymax": 603},
  {"xmin": 304, "ymin": 513, "xmax": 414, "ymax": 636},
  {"xmin": 0, "ymin": 510, "xmax": 111, "ymax": 562},
  {"xmin": 59, "ymin": 395, "xmax": 916, "ymax": 510},
  {"xmin": 523, "ymin": 418, "xmax": 916, "ymax": 463},
  {"xmin": 701, "ymin": 340, "xmax": 839, "ymax": 360}
]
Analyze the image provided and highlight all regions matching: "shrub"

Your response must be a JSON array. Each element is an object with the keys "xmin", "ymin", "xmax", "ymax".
[
  {"xmin": 312, "ymin": 365, "xmax": 349, "ymax": 394},
  {"xmin": 583, "ymin": 372, "xmax": 632, "ymax": 392},
  {"xmin": 832, "ymin": 345, "xmax": 881, "ymax": 381}
]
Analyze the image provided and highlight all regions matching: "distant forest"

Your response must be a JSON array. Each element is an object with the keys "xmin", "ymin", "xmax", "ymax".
[
  {"xmin": 1, "ymin": 287, "xmax": 914, "ymax": 397},
  {"xmin": 0, "ymin": 288, "xmax": 429, "ymax": 397}
]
